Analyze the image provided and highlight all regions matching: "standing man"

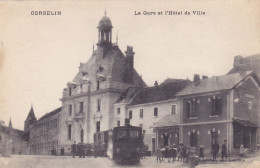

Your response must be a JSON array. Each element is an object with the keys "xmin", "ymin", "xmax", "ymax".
[
  {"xmin": 82, "ymin": 143, "xmax": 86, "ymax": 158},
  {"xmin": 221, "ymin": 140, "xmax": 227, "ymax": 160},
  {"xmin": 78, "ymin": 142, "xmax": 82, "ymax": 158},
  {"xmin": 72, "ymin": 141, "xmax": 77, "ymax": 158},
  {"xmin": 212, "ymin": 140, "xmax": 219, "ymax": 161},
  {"xmin": 215, "ymin": 140, "xmax": 219, "ymax": 160},
  {"xmin": 212, "ymin": 141, "xmax": 216, "ymax": 160}
]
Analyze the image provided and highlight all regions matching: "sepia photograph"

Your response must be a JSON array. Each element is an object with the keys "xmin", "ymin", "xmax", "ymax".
[{"xmin": 0, "ymin": 0, "xmax": 260, "ymax": 167}]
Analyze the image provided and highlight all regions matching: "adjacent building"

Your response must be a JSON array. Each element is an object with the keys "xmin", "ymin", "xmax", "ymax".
[
  {"xmin": 114, "ymin": 79, "xmax": 189, "ymax": 153},
  {"xmin": 177, "ymin": 71, "xmax": 260, "ymax": 155},
  {"xmin": 0, "ymin": 120, "xmax": 28, "ymax": 156},
  {"xmin": 28, "ymin": 107, "xmax": 61, "ymax": 155}
]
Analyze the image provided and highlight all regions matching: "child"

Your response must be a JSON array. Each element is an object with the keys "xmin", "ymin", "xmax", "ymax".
[{"xmin": 156, "ymin": 147, "xmax": 162, "ymax": 163}]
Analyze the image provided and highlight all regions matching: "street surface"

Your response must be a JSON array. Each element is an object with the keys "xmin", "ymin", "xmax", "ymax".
[{"xmin": 0, "ymin": 155, "xmax": 260, "ymax": 168}]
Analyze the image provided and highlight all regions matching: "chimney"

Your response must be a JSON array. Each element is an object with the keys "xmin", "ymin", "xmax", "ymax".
[
  {"xmin": 125, "ymin": 46, "xmax": 135, "ymax": 83},
  {"xmin": 154, "ymin": 80, "xmax": 158, "ymax": 86},
  {"xmin": 202, "ymin": 75, "xmax": 208, "ymax": 79},
  {"xmin": 233, "ymin": 55, "xmax": 243, "ymax": 68},
  {"xmin": 194, "ymin": 74, "xmax": 200, "ymax": 85}
]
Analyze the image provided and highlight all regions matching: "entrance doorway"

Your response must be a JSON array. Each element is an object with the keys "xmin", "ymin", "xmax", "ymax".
[
  {"xmin": 233, "ymin": 121, "xmax": 257, "ymax": 148},
  {"xmin": 211, "ymin": 130, "xmax": 218, "ymax": 149},
  {"xmin": 163, "ymin": 133, "xmax": 170, "ymax": 147}
]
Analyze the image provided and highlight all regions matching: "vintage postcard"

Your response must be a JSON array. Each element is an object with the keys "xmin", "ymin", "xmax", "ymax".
[{"xmin": 0, "ymin": 0, "xmax": 260, "ymax": 168}]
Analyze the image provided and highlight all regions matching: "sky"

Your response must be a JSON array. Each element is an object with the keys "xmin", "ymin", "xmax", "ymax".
[{"xmin": 0, "ymin": 0, "xmax": 259, "ymax": 130}]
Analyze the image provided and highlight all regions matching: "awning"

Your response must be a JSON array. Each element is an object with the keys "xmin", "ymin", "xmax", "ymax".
[
  {"xmin": 233, "ymin": 117, "xmax": 257, "ymax": 127},
  {"xmin": 151, "ymin": 114, "xmax": 179, "ymax": 128}
]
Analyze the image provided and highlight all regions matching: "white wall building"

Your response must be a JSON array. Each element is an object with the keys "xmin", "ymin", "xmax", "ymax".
[{"xmin": 114, "ymin": 79, "xmax": 189, "ymax": 153}]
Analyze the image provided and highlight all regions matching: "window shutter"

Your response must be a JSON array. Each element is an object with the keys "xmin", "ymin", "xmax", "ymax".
[
  {"xmin": 217, "ymin": 97, "xmax": 222, "ymax": 115},
  {"xmin": 187, "ymin": 102, "xmax": 190, "ymax": 118}
]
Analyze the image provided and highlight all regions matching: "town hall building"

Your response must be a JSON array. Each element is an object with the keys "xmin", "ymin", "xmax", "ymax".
[{"xmin": 57, "ymin": 13, "xmax": 146, "ymax": 155}]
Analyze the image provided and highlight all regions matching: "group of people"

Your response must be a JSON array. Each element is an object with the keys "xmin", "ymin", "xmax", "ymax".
[
  {"xmin": 156, "ymin": 140, "xmax": 228, "ymax": 163},
  {"xmin": 71, "ymin": 141, "xmax": 93, "ymax": 158},
  {"xmin": 156, "ymin": 143, "xmax": 187, "ymax": 163}
]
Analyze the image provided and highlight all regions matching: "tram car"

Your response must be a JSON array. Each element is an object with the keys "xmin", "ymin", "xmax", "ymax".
[{"xmin": 94, "ymin": 122, "xmax": 143, "ymax": 164}]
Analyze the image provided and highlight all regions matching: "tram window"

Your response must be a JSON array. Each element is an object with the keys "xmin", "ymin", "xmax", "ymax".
[
  {"xmin": 117, "ymin": 130, "xmax": 127, "ymax": 138},
  {"xmin": 129, "ymin": 130, "xmax": 139, "ymax": 138}
]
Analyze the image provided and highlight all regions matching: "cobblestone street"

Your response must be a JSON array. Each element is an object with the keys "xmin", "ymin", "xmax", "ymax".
[{"xmin": 1, "ymin": 155, "xmax": 260, "ymax": 168}]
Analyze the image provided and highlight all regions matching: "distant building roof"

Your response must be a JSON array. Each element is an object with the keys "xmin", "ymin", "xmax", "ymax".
[
  {"xmin": 0, "ymin": 125, "xmax": 24, "ymax": 137},
  {"xmin": 151, "ymin": 115, "xmax": 179, "ymax": 128},
  {"xmin": 130, "ymin": 79, "xmax": 190, "ymax": 105},
  {"xmin": 38, "ymin": 107, "xmax": 62, "ymax": 121},
  {"xmin": 228, "ymin": 54, "xmax": 260, "ymax": 77},
  {"xmin": 177, "ymin": 71, "xmax": 259, "ymax": 96}
]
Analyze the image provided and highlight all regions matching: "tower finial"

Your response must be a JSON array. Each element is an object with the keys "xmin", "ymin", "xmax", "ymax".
[
  {"xmin": 9, "ymin": 118, "xmax": 12, "ymax": 128},
  {"xmin": 116, "ymin": 31, "xmax": 118, "ymax": 46},
  {"xmin": 93, "ymin": 43, "xmax": 94, "ymax": 54},
  {"xmin": 104, "ymin": 10, "xmax": 106, "ymax": 16}
]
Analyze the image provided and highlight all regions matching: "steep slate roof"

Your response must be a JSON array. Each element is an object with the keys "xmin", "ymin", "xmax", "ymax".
[
  {"xmin": 38, "ymin": 107, "xmax": 62, "ymax": 121},
  {"xmin": 162, "ymin": 78, "xmax": 188, "ymax": 84},
  {"xmin": 151, "ymin": 114, "xmax": 179, "ymax": 128},
  {"xmin": 130, "ymin": 79, "xmax": 190, "ymax": 105},
  {"xmin": 116, "ymin": 87, "xmax": 142, "ymax": 104},
  {"xmin": 73, "ymin": 46, "xmax": 146, "ymax": 87},
  {"xmin": 177, "ymin": 71, "xmax": 258, "ymax": 96}
]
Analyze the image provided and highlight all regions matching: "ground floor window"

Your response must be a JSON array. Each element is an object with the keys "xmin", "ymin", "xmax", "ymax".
[
  {"xmin": 190, "ymin": 132, "xmax": 198, "ymax": 147},
  {"xmin": 68, "ymin": 125, "xmax": 72, "ymax": 140}
]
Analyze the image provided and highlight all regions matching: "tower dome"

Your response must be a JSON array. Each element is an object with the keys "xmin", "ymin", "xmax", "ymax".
[
  {"xmin": 98, "ymin": 16, "xmax": 113, "ymax": 31},
  {"xmin": 97, "ymin": 12, "xmax": 113, "ymax": 45}
]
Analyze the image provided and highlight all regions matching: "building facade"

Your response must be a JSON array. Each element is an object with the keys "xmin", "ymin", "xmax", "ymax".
[
  {"xmin": 0, "ymin": 120, "xmax": 28, "ymax": 156},
  {"xmin": 28, "ymin": 107, "xmax": 61, "ymax": 155},
  {"xmin": 114, "ymin": 79, "xmax": 189, "ymax": 153},
  {"xmin": 177, "ymin": 72, "xmax": 260, "ymax": 156},
  {"xmin": 57, "ymin": 14, "xmax": 145, "ymax": 155}
]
